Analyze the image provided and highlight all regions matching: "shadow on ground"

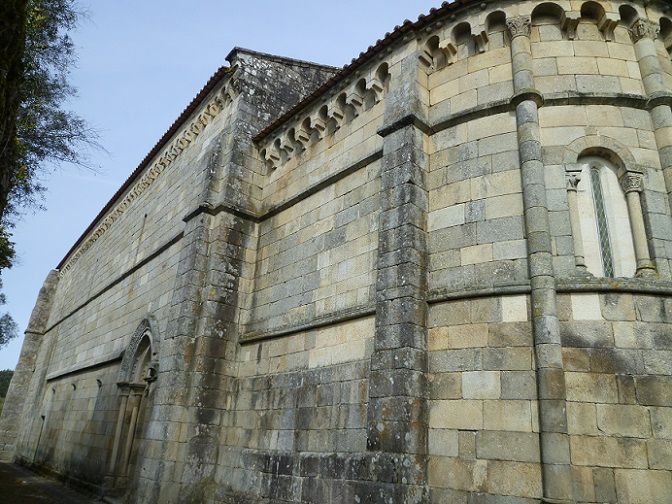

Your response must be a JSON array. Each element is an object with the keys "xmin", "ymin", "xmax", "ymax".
[{"xmin": 0, "ymin": 462, "xmax": 95, "ymax": 503}]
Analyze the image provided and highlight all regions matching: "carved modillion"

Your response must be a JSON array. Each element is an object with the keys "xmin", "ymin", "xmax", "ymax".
[{"xmin": 562, "ymin": 13, "xmax": 581, "ymax": 40}]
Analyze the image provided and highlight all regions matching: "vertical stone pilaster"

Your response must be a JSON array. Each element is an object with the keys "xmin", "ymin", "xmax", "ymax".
[
  {"xmin": 0, "ymin": 269, "xmax": 59, "ymax": 462},
  {"xmin": 630, "ymin": 20, "xmax": 672, "ymax": 226},
  {"xmin": 507, "ymin": 16, "xmax": 573, "ymax": 503},
  {"xmin": 367, "ymin": 53, "xmax": 429, "ymax": 504},
  {"xmin": 136, "ymin": 122, "xmax": 252, "ymax": 501}
]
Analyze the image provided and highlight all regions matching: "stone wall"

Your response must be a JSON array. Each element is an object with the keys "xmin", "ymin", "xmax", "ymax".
[{"xmin": 2, "ymin": 0, "xmax": 672, "ymax": 503}]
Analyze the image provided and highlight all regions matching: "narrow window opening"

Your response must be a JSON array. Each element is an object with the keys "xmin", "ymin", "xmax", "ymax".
[
  {"xmin": 576, "ymin": 156, "xmax": 636, "ymax": 278},
  {"xmin": 589, "ymin": 165, "xmax": 615, "ymax": 277}
]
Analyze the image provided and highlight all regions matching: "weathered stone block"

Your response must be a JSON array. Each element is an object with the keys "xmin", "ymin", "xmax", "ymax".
[
  {"xmin": 430, "ymin": 400, "xmax": 483, "ymax": 430},
  {"xmin": 475, "ymin": 430, "xmax": 540, "ymax": 463},
  {"xmin": 596, "ymin": 404, "xmax": 652, "ymax": 438},
  {"xmin": 614, "ymin": 469, "xmax": 672, "ymax": 504},
  {"xmin": 462, "ymin": 371, "xmax": 501, "ymax": 399}
]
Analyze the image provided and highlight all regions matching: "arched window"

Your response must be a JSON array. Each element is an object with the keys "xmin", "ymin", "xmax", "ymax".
[{"xmin": 575, "ymin": 156, "xmax": 636, "ymax": 278}]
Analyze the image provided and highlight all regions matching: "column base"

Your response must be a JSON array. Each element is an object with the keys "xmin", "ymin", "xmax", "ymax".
[
  {"xmin": 635, "ymin": 264, "xmax": 657, "ymax": 278},
  {"xmin": 573, "ymin": 265, "xmax": 593, "ymax": 278}
]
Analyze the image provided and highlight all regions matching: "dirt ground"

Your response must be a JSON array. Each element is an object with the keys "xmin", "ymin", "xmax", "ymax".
[{"xmin": 0, "ymin": 462, "xmax": 96, "ymax": 503}]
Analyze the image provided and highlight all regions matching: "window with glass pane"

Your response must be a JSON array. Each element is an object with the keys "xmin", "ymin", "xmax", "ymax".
[{"xmin": 575, "ymin": 156, "xmax": 636, "ymax": 278}]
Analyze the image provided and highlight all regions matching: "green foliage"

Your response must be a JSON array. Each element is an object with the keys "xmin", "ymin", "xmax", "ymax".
[
  {"xmin": 0, "ymin": 278, "xmax": 17, "ymax": 350},
  {"xmin": 0, "ymin": 369, "xmax": 13, "ymax": 397},
  {"xmin": 0, "ymin": 0, "xmax": 100, "ymax": 270},
  {"xmin": 0, "ymin": 0, "xmax": 99, "ymax": 342}
]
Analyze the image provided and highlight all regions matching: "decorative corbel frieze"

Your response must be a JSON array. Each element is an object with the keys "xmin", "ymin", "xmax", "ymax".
[
  {"xmin": 473, "ymin": 30, "xmax": 489, "ymax": 53},
  {"xmin": 294, "ymin": 121, "xmax": 313, "ymax": 150},
  {"xmin": 345, "ymin": 85, "xmax": 365, "ymax": 117},
  {"xmin": 366, "ymin": 75, "xmax": 385, "ymax": 103},
  {"xmin": 597, "ymin": 13, "xmax": 620, "ymax": 42},
  {"xmin": 629, "ymin": 19, "xmax": 660, "ymax": 43},
  {"xmin": 326, "ymin": 99, "xmax": 345, "ymax": 130},
  {"xmin": 263, "ymin": 142, "xmax": 281, "ymax": 171},
  {"xmin": 221, "ymin": 75, "xmax": 240, "ymax": 105},
  {"xmin": 663, "ymin": 32, "xmax": 672, "ymax": 53},
  {"xmin": 506, "ymin": 16, "xmax": 531, "ymax": 39},
  {"xmin": 60, "ymin": 81, "xmax": 233, "ymax": 275},
  {"xmin": 278, "ymin": 133, "xmax": 295, "ymax": 157},
  {"xmin": 439, "ymin": 40, "xmax": 458, "ymax": 65},
  {"xmin": 258, "ymin": 61, "xmax": 390, "ymax": 170},
  {"xmin": 309, "ymin": 113, "xmax": 327, "ymax": 140},
  {"xmin": 419, "ymin": 38, "xmax": 457, "ymax": 72},
  {"xmin": 562, "ymin": 12, "xmax": 581, "ymax": 40}
]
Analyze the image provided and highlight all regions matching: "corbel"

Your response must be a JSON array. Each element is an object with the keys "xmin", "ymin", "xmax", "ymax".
[
  {"xmin": 473, "ymin": 29, "xmax": 489, "ymax": 53},
  {"xmin": 263, "ymin": 142, "xmax": 281, "ymax": 170},
  {"xmin": 562, "ymin": 12, "xmax": 581, "ymax": 40},
  {"xmin": 294, "ymin": 120, "xmax": 313, "ymax": 149},
  {"xmin": 366, "ymin": 75, "xmax": 385, "ymax": 103},
  {"xmin": 326, "ymin": 99, "xmax": 345, "ymax": 130},
  {"xmin": 597, "ymin": 12, "xmax": 620, "ymax": 42},
  {"xmin": 309, "ymin": 113, "xmax": 327, "ymax": 140},
  {"xmin": 345, "ymin": 85, "xmax": 365, "ymax": 117}
]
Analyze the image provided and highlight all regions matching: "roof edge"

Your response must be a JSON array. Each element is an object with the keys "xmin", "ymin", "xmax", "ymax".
[
  {"xmin": 56, "ymin": 65, "xmax": 235, "ymax": 271},
  {"xmin": 253, "ymin": 0, "xmax": 478, "ymax": 142},
  {"xmin": 226, "ymin": 47, "xmax": 339, "ymax": 72}
]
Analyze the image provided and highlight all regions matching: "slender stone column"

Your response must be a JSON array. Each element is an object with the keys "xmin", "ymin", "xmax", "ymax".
[
  {"xmin": 121, "ymin": 386, "xmax": 144, "ymax": 476},
  {"xmin": 621, "ymin": 173, "xmax": 656, "ymax": 276},
  {"xmin": 507, "ymin": 16, "xmax": 572, "ymax": 503},
  {"xmin": 630, "ymin": 19, "xmax": 672, "ymax": 211},
  {"xmin": 367, "ymin": 53, "xmax": 429, "ymax": 504},
  {"xmin": 565, "ymin": 171, "xmax": 589, "ymax": 273},
  {"xmin": 0, "ymin": 270, "xmax": 59, "ymax": 462},
  {"xmin": 108, "ymin": 386, "xmax": 130, "ymax": 474}
]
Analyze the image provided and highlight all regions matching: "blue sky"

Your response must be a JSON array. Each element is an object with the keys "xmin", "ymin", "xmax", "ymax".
[{"xmin": 0, "ymin": 0, "xmax": 440, "ymax": 369}]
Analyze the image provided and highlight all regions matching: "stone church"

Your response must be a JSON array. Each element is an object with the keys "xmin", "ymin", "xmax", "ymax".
[{"xmin": 2, "ymin": 0, "xmax": 672, "ymax": 501}]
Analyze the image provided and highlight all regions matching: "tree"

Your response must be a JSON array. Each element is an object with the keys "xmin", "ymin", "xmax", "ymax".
[
  {"xmin": 0, "ymin": 0, "xmax": 98, "ymax": 351},
  {"xmin": 0, "ymin": 279, "xmax": 17, "ymax": 350},
  {"xmin": 0, "ymin": 0, "xmax": 28, "ymax": 269},
  {"xmin": 1, "ymin": 0, "xmax": 99, "ymax": 269},
  {"xmin": 0, "ymin": 369, "xmax": 14, "ymax": 397}
]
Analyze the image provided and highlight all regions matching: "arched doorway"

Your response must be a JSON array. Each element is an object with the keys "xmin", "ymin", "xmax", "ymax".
[{"xmin": 104, "ymin": 318, "xmax": 159, "ymax": 496}]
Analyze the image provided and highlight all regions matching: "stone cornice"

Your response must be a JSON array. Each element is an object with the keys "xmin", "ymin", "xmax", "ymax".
[
  {"xmin": 259, "ymin": 62, "xmax": 390, "ymax": 171},
  {"xmin": 59, "ymin": 84, "xmax": 235, "ymax": 276}
]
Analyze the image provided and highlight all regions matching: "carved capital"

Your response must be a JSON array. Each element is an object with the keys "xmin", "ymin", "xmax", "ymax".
[
  {"xmin": 506, "ymin": 16, "xmax": 531, "ymax": 39},
  {"xmin": 620, "ymin": 172, "xmax": 644, "ymax": 193},
  {"xmin": 629, "ymin": 19, "xmax": 660, "ymax": 43},
  {"xmin": 566, "ymin": 173, "xmax": 581, "ymax": 191}
]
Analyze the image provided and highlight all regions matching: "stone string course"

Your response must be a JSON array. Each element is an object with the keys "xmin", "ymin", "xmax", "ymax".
[{"xmin": 2, "ymin": 2, "xmax": 672, "ymax": 503}]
